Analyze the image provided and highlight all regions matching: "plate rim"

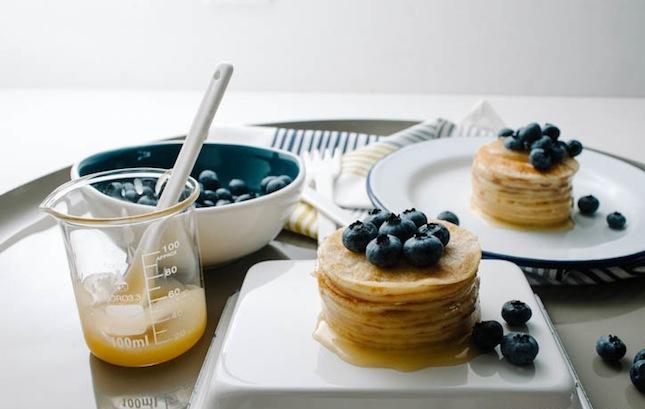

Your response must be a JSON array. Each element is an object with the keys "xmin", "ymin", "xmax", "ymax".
[{"xmin": 366, "ymin": 137, "xmax": 645, "ymax": 267}]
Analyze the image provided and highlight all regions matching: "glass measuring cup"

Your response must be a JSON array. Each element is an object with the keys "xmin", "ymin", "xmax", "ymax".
[{"xmin": 41, "ymin": 168, "xmax": 206, "ymax": 367}]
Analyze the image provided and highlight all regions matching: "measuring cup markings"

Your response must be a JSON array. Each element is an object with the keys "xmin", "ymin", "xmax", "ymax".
[{"xmin": 42, "ymin": 169, "xmax": 206, "ymax": 366}]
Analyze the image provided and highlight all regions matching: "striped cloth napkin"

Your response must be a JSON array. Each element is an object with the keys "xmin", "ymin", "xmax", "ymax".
[{"xmin": 206, "ymin": 102, "xmax": 644, "ymax": 285}]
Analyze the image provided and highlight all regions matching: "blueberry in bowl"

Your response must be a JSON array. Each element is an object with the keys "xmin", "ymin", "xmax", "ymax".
[{"xmin": 71, "ymin": 142, "xmax": 304, "ymax": 266}]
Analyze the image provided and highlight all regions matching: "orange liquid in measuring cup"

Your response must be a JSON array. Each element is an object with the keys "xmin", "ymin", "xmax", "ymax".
[{"xmin": 74, "ymin": 280, "xmax": 206, "ymax": 367}]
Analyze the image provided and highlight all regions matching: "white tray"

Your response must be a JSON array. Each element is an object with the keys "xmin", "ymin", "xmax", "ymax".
[{"xmin": 201, "ymin": 260, "xmax": 578, "ymax": 409}]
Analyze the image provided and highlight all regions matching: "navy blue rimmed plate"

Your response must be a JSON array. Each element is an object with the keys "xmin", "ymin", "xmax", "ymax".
[{"xmin": 367, "ymin": 137, "xmax": 645, "ymax": 268}]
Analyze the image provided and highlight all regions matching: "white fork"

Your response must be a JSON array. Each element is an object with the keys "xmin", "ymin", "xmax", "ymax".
[{"xmin": 303, "ymin": 148, "xmax": 343, "ymax": 243}]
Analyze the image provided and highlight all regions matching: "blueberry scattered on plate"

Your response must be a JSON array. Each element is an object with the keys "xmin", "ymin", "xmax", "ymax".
[
  {"xmin": 437, "ymin": 210, "xmax": 459, "ymax": 226},
  {"xmin": 366, "ymin": 234, "xmax": 402, "ymax": 267},
  {"xmin": 501, "ymin": 300, "xmax": 532, "ymax": 326},
  {"xmin": 342, "ymin": 221, "xmax": 378, "ymax": 253},
  {"xmin": 607, "ymin": 212, "xmax": 626, "ymax": 230},
  {"xmin": 578, "ymin": 195, "xmax": 600, "ymax": 215},
  {"xmin": 634, "ymin": 348, "xmax": 645, "ymax": 364},
  {"xmin": 501, "ymin": 332, "xmax": 539, "ymax": 365},
  {"xmin": 402, "ymin": 233, "xmax": 443, "ymax": 267},
  {"xmin": 596, "ymin": 335, "xmax": 627, "ymax": 362},
  {"xmin": 631, "ymin": 360, "xmax": 645, "ymax": 392},
  {"xmin": 472, "ymin": 320, "xmax": 504, "ymax": 351}
]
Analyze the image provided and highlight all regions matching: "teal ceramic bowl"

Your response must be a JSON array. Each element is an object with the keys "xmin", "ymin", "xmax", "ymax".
[{"xmin": 71, "ymin": 141, "xmax": 305, "ymax": 265}]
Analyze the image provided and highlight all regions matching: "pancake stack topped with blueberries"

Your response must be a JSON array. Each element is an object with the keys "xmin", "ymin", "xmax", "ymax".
[
  {"xmin": 471, "ymin": 122, "xmax": 583, "ymax": 228},
  {"xmin": 314, "ymin": 208, "xmax": 482, "ymax": 370}
]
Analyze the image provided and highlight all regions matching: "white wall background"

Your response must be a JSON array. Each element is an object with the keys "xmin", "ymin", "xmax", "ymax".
[{"xmin": 1, "ymin": 0, "xmax": 644, "ymax": 96}]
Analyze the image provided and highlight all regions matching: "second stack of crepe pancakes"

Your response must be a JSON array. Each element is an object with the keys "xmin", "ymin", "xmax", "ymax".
[
  {"xmin": 316, "ymin": 222, "xmax": 481, "ymax": 351},
  {"xmin": 471, "ymin": 139, "xmax": 579, "ymax": 227}
]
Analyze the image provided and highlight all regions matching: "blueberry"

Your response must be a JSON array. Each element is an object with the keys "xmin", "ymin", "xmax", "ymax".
[
  {"xmin": 501, "ymin": 332, "xmax": 539, "ymax": 365},
  {"xmin": 634, "ymin": 348, "xmax": 645, "ymax": 364},
  {"xmin": 631, "ymin": 360, "xmax": 645, "ymax": 392},
  {"xmin": 402, "ymin": 233, "xmax": 443, "ymax": 267},
  {"xmin": 551, "ymin": 141, "xmax": 568, "ymax": 162},
  {"xmin": 106, "ymin": 182, "xmax": 124, "ymax": 198},
  {"xmin": 140, "ymin": 185, "xmax": 155, "ymax": 198},
  {"xmin": 472, "ymin": 320, "xmax": 504, "ymax": 351},
  {"xmin": 266, "ymin": 178, "xmax": 288, "ymax": 194},
  {"xmin": 137, "ymin": 196, "xmax": 157, "ymax": 206},
  {"xmin": 577, "ymin": 195, "xmax": 599, "ymax": 215},
  {"xmin": 566, "ymin": 140, "xmax": 583, "ymax": 157},
  {"xmin": 228, "ymin": 179, "xmax": 248, "ymax": 195},
  {"xmin": 215, "ymin": 188, "xmax": 233, "ymax": 201},
  {"xmin": 596, "ymin": 335, "xmax": 627, "ymax": 362},
  {"xmin": 216, "ymin": 199, "xmax": 232, "ymax": 206},
  {"xmin": 365, "ymin": 234, "xmax": 402, "ymax": 268},
  {"xmin": 437, "ymin": 210, "xmax": 459, "ymax": 226},
  {"xmin": 235, "ymin": 193, "xmax": 254, "ymax": 202},
  {"xmin": 260, "ymin": 176, "xmax": 277, "ymax": 193},
  {"xmin": 418, "ymin": 222, "xmax": 450, "ymax": 246},
  {"xmin": 518, "ymin": 123, "xmax": 542, "ymax": 146},
  {"xmin": 342, "ymin": 221, "xmax": 378, "ymax": 253},
  {"xmin": 203, "ymin": 189, "xmax": 218, "ymax": 202},
  {"xmin": 278, "ymin": 175, "xmax": 293, "ymax": 185},
  {"xmin": 179, "ymin": 187, "xmax": 192, "ymax": 201},
  {"xmin": 198, "ymin": 170, "xmax": 220, "ymax": 190},
  {"xmin": 400, "ymin": 208, "xmax": 428, "ymax": 228},
  {"xmin": 122, "ymin": 189, "xmax": 139, "ymax": 202},
  {"xmin": 531, "ymin": 136, "xmax": 554, "ymax": 152},
  {"xmin": 501, "ymin": 300, "xmax": 532, "ymax": 326},
  {"xmin": 363, "ymin": 209, "xmax": 391, "ymax": 228},
  {"xmin": 542, "ymin": 123, "xmax": 560, "ymax": 141},
  {"xmin": 498, "ymin": 128, "xmax": 514, "ymax": 137},
  {"xmin": 607, "ymin": 212, "xmax": 626, "ymax": 230},
  {"xmin": 504, "ymin": 137, "xmax": 525, "ymax": 151},
  {"xmin": 378, "ymin": 214, "xmax": 417, "ymax": 242},
  {"xmin": 202, "ymin": 200, "xmax": 215, "ymax": 207},
  {"xmin": 529, "ymin": 148, "xmax": 553, "ymax": 171}
]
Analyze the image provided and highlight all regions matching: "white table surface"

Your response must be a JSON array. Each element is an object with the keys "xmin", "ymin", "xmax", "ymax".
[{"xmin": 1, "ymin": 89, "xmax": 644, "ymax": 194}]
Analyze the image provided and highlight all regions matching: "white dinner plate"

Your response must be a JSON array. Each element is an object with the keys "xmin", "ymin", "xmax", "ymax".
[{"xmin": 367, "ymin": 137, "xmax": 645, "ymax": 266}]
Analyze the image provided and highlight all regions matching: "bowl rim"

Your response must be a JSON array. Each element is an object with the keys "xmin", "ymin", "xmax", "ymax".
[{"xmin": 70, "ymin": 140, "xmax": 305, "ymax": 212}]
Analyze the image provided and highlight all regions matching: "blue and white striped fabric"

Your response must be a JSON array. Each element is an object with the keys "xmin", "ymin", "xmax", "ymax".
[{"xmin": 263, "ymin": 120, "xmax": 645, "ymax": 287}]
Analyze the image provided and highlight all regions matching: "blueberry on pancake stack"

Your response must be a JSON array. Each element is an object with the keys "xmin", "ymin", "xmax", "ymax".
[
  {"xmin": 471, "ymin": 123, "xmax": 581, "ymax": 228},
  {"xmin": 314, "ymin": 210, "xmax": 481, "ymax": 366}
]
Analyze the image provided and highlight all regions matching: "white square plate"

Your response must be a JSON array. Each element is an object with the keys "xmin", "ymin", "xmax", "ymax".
[{"xmin": 205, "ymin": 260, "xmax": 576, "ymax": 409}]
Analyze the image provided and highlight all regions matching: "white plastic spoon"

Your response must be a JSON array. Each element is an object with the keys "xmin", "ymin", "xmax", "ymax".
[{"xmin": 124, "ymin": 62, "xmax": 233, "ymax": 293}]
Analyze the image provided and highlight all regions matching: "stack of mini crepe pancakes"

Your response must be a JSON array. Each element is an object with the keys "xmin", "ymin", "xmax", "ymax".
[
  {"xmin": 471, "ymin": 139, "xmax": 579, "ymax": 227},
  {"xmin": 315, "ymin": 222, "xmax": 481, "ymax": 351}
]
